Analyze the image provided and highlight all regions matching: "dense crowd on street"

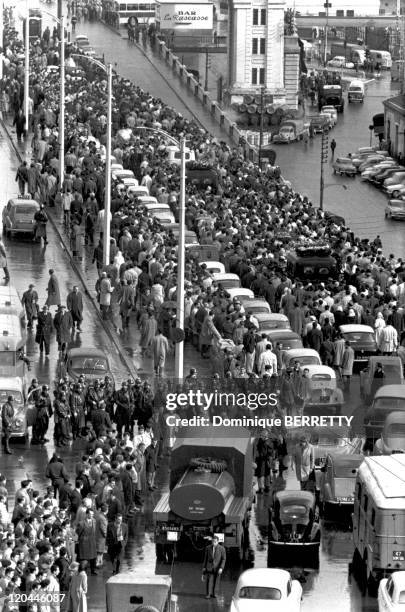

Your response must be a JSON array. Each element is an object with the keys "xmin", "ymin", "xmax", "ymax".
[{"xmin": 2, "ymin": 8, "xmax": 405, "ymax": 607}]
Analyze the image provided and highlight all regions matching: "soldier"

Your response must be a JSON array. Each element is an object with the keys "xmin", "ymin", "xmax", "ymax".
[{"xmin": 1, "ymin": 396, "xmax": 14, "ymax": 454}]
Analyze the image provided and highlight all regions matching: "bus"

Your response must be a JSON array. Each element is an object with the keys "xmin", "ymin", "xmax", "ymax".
[
  {"xmin": 115, "ymin": 0, "xmax": 156, "ymax": 26},
  {"xmin": 369, "ymin": 50, "xmax": 392, "ymax": 69}
]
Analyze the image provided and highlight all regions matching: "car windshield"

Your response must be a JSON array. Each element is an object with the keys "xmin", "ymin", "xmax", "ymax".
[
  {"xmin": 70, "ymin": 357, "xmax": 108, "ymax": 372},
  {"xmin": 373, "ymin": 398, "xmax": 405, "ymax": 412},
  {"xmin": 386, "ymin": 423, "xmax": 405, "ymax": 437},
  {"xmin": 342, "ymin": 331, "xmax": 375, "ymax": 343},
  {"xmin": 391, "ymin": 201, "xmax": 405, "ymax": 209},
  {"xmin": 281, "ymin": 504, "xmax": 308, "ymax": 520},
  {"xmin": 374, "ymin": 364, "xmax": 402, "ymax": 377},
  {"xmin": 291, "ymin": 356, "xmax": 319, "ymax": 366},
  {"xmin": 238, "ymin": 586, "xmax": 282, "ymax": 600},
  {"xmin": 259, "ymin": 321, "xmax": 288, "ymax": 330},
  {"xmin": 15, "ymin": 205, "xmax": 35, "ymax": 215},
  {"xmin": 246, "ymin": 306, "xmax": 269, "ymax": 314},
  {"xmin": 219, "ymin": 280, "xmax": 240, "ymax": 289},
  {"xmin": 0, "ymin": 390, "xmax": 23, "ymax": 404}
]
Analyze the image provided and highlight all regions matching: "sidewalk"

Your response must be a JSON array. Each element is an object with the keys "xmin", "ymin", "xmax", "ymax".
[{"xmin": 2, "ymin": 116, "xmax": 210, "ymax": 380}]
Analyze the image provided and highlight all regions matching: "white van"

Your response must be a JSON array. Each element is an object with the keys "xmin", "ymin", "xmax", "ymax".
[
  {"xmin": 348, "ymin": 80, "xmax": 365, "ymax": 103},
  {"xmin": 369, "ymin": 49, "xmax": 392, "ymax": 69},
  {"xmin": 352, "ymin": 455, "xmax": 405, "ymax": 592}
]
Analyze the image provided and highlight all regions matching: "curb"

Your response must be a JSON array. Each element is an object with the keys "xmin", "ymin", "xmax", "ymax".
[{"xmin": 0, "ymin": 118, "xmax": 138, "ymax": 380}]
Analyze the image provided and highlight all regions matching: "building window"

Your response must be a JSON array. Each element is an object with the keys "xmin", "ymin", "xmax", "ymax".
[
  {"xmin": 260, "ymin": 38, "xmax": 265, "ymax": 54},
  {"xmin": 252, "ymin": 38, "xmax": 258, "ymax": 54},
  {"xmin": 253, "ymin": 8, "xmax": 258, "ymax": 25},
  {"xmin": 252, "ymin": 68, "xmax": 257, "ymax": 85},
  {"xmin": 261, "ymin": 8, "xmax": 266, "ymax": 24},
  {"xmin": 336, "ymin": 9, "xmax": 344, "ymax": 16},
  {"xmin": 346, "ymin": 9, "xmax": 354, "ymax": 16},
  {"xmin": 259, "ymin": 68, "xmax": 265, "ymax": 84}
]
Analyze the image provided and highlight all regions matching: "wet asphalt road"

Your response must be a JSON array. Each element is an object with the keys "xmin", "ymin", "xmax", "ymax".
[{"xmin": 0, "ymin": 16, "xmax": 398, "ymax": 611}]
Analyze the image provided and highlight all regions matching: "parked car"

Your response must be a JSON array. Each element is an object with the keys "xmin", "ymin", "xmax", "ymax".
[
  {"xmin": 166, "ymin": 226, "xmax": 199, "ymax": 245},
  {"xmin": 383, "ymin": 171, "xmax": 405, "ymax": 189},
  {"xmin": 362, "ymin": 162, "xmax": 398, "ymax": 180},
  {"xmin": 0, "ymin": 377, "xmax": 32, "ymax": 441},
  {"xmin": 321, "ymin": 105, "xmax": 338, "ymax": 124},
  {"xmin": 239, "ymin": 297, "xmax": 272, "ymax": 315},
  {"xmin": 358, "ymin": 156, "xmax": 394, "ymax": 173},
  {"xmin": 364, "ymin": 384, "xmax": 405, "ymax": 447},
  {"xmin": 310, "ymin": 115, "xmax": 330, "ymax": 134},
  {"xmin": 268, "ymin": 491, "xmax": 320, "ymax": 568},
  {"xmin": 230, "ymin": 568, "xmax": 302, "ymax": 612},
  {"xmin": 212, "ymin": 273, "xmax": 241, "ymax": 290},
  {"xmin": 339, "ymin": 324, "xmax": 377, "ymax": 363},
  {"xmin": 299, "ymin": 365, "xmax": 344, "ymax": 415},
  {"xmin": 386, "ymin": 183, "xmax": 405, "ymax": 199},
  {"xmin": 2, "ymin": 198, "xmax": 40, "ymax": 239},
  {"xmin": 385, "ymin": 199, "xmax": 405, "ymax": 220},
  {"xmin": 225, "ymin": 287, "xmax": 255, "ymax": 301},
  {"xmin": 281, "ymin": 348, "xmax": 322, "ymax": 370},
  {"xmin": 199, "ymin": 261, "xmax": 225, "ymax": 274},
  {"xmin": 59, "ymin": 348, "xmax": 114, "ymax": 384},
  {"xmin": 327, "ymin": 56, "xmax": 354, "ymax": 69},
  {"xmin": 374, "ymin": 411, "xmax": 405, "ymax": 455},
  {"xmin": 368, "ymin": 165, "xmax": 403, "ymax": 185},
  {"xmin": 265, "ymin": 330, "xmax": 303, "ymax": 351},
  {"xmin": 378, "ymin": 571, "xmax": 405, "ymax": 611},
  {"xmin": 332, "ymin": 157, "xmax": 357, "ymax": 177},
  {"xmin": 319, "ymin": 453, "xmax": 363, "ymax": 517},
  {"xmin": 360, "ymin": 356, "xmax": 404, "ymax": 402},
  {"xmin": 255, "ymin": 313, "xmax": 291, "ymax": 332}
]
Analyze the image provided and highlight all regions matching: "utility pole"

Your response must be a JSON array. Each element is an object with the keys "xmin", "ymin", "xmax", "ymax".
[
  {"xmin": 23, "ymin": 0, "xmax": 29, "ymax": 128},
  {"xmin": 103, "ymin": 63, "xmax": 113, "ymax": 267},
  {"xmin": 320, "ymin": 127, "xmax": 329, "ymax": 210},
  {"xmin": 323, "ymin": 2, "xmax": 331, "ymax": 66},
  {"xmin": 258, "ymin": 86, "xmax": 264, "ymax": 168},
  {"xmin": 58, "ymin": 14, "xmax": 65, "ymax": 189}
]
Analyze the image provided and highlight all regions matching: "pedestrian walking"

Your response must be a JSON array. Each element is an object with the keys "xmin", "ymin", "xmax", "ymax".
[
  {"xmin": 67, "ymin": 285, "xmax": 84, "ymax": 332},
  {"xmin": 76, "ymin": 508, "xmax": 98, "ymax": 575},
  {"xmin": 106, "ymin": 513, "xmax": 128, "ymax": 575},
  {"xmin": 45, "ymin": 454, "xmax": 69, "ymax": 496},
  {"xmin": 33, "ymin": 204, "xmax": 49, "ymax": 244},
  {"xmin": 341, "ymin": 340, "xmax": 355, "ymax": 389},
  {"xmin": 1, "ymin": 396, "xmax": 15, "ymax": 454},
  {"xmin": 15, "ymin": 161, "xmax": 28, "ymax": 195},
  {"xmin": 46, "ymin": 269, "xmax": 61, "ymax": 309},
  {"xmin": 152, "ymin": 330, "xmax": 169, "ymax": 376},
  {"xmin": 202, "ymin": 534, "xmax": 226, "ymax": 599},
  {"xmin": 98, "ymin": 272, "xmax": 113, "ymax": 319},
  {"xmin": 22, "ymin": 284, "xmax": 39, "ymax": 329},
  {"xmin": 293, "ymin": 435, "xmax": 315, "ymax": 491},
  {"xmin": 95, "ymin": 504, "xmax": 108, "ymax": 568},
  {"xmin": 0, "ymin": 239, "xmax": 10, "ymax": 284},
  {"xmin": 35, "ymin": 305, "xmax": 53, "ymax": 356},
  {"xmin": 13, "ymin": 108, "xmax": 26, "ymax": 142},
  {"xmin": 330, "ymin": 138, "xmax": 336, "ymax": 160},
  {"xmin": 53, "ymin": 305, "xmax": 73, "ymax": 353},
  {"xmin": 67, "ymin": 561, "xmax": 87, "ymax": 612}
]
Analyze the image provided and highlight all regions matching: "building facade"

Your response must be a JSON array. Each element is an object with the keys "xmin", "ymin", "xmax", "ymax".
[{"xmin": 383, "ymin": 94, "xmax": 405, "ymax": 159}]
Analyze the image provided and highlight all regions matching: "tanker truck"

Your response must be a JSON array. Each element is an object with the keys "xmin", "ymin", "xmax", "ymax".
[{"xmin": 153, "ymin": 427, "xmax": 254, "ymax": 561}]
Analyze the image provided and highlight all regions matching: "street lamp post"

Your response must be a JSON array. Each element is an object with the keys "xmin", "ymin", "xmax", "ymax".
[
  {"xmin": 70, "ymin": 54, "xmax": 113, "ymax": 266},
  {"xmin": 131, "ymin": 126, "xmax": 186, "ymax": 379},
  {"xmin": 319, "ymin": 127, "xmax": 329, "ymax": 210},
  {"xmin": 258, "ymin": 86, "xmax": 265, "ymax": 168},
  {"xmin": 323, "ymin": 1, "xmax": 331, "ymax": 66},
  {"xmin": 23, "ymin": 1, "xmax": 29, "ymax": 127},
  {"xmin": 59, "ymin": 14, "xmax": 65, "ymax": 189}
]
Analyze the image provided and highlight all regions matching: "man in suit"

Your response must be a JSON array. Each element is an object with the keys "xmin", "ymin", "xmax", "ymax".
[
  {"xmin": 106, "ymin": 513, "xmax": 128, "ymax": 575},
  {"xmin": 202, "ymin": 534, "xmax": 226, "ymax": 599}
]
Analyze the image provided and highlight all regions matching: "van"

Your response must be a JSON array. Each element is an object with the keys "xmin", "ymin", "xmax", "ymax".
[
  {"xmin": 364, "ymin": 384, "xmax": 405, "ymax": 447},
  {"xmin": 352, "ymin": 455, "xmax": 405, "ymax": 590},
  {"xmin": 0, "ymin": 313, "xmax": 28, "ymax": 379},
  {"xmin": 106, "ymin": 571, "xmax": 177, "ymax": 612},
  {"xmin": 369, "ymin": 50, "xmax": 392, "ymax": 69},
  {"xmin": 348, "ymin": 80, "xmax": 365, "ymax": 103}
]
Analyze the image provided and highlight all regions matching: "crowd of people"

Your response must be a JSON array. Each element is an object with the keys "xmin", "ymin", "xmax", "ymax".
[{"xmin": 2, "ymin": 9, "xmax": 405, "ymax": 607}]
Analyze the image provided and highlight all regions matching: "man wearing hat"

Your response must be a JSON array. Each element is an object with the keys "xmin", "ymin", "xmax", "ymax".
[
  {"xmin": 53, "ymin": 305, "xmax": 73, "ymax": 354},
  {"xmin": 35, "ymin": 305, "xmax": 53, "ymax": 356},
  {"xmin": 22, "ymin": 284, "xmax": 39, "ymax": 329},
  {"xmin": 1, "ymin": 396, "xmax": 14, "ymax": 454}
]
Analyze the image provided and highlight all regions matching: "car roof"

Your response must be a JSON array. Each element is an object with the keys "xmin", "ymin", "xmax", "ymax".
[
  {"xmin": 212, "ymin": 273, "xmax": 240, "ymax": 280},
  {"xmin": 283, "ymin": 348, "xmax": 320, "ymax": 357},
  {"xmin": 67, "ymin": 347, "xmax": 107, "ymax": 359},
  {"xmin": 235, "ymin": 568, "xmax": 290, "ymax": 589},
  {"xmin": 239, "ymin": 298, "xmax": 269, "ymax": 306},
  {"xmin": 374, "ymin": 384, "xmax": 405, "ymax": 398},
  {"xmin": 0, "ymin": 377, "xmax": 24, "ymax": 391},
  {"xmin": 368, "ymin": 356, "xmax": 402, "ymax": 366},
  {"xmin": 340, "ymin": 324, "xmax": 374, "ymax": 333},
  {"xmin": 275, "ymin": 490, "xmax": 314, "ymax": 506},
  {"xmin": 7, "ymin": 198, "xmax": 39, "ymax": 207},
  {"xmin": 301, "ymin": 364, "xmax": 336, "ymax": 377},
  {"xmin": 384, "ymin": 411, "xmax": 405, "ymax": 425},
  {"xmin": 266, "ymin": 329, "xmax": 300, "ymax": 338},
  {"xmin": 255, "ymin": 313, "xmax": 288, "ymax": 321},
  {"xmin": 336, "ymin": 157, "xmax": 354, "ymax": 163}
]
